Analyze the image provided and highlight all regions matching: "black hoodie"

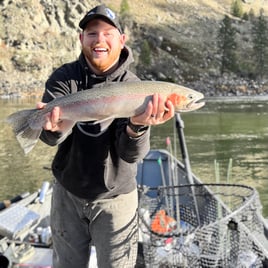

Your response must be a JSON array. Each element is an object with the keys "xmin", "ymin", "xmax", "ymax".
[{"xmin": 40, "ymin": 47, "xmax": 150, "ymax": 200}]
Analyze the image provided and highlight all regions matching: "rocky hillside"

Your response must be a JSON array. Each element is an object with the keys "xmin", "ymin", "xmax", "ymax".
[{"xmin": 0, "ymin": 0, "xmax": 268, "ymax": 98}]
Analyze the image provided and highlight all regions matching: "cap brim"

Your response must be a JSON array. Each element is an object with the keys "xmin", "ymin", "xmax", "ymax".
[{"xmin": 79, "ymin": 14, "xmax": 119, "ymax": 31}]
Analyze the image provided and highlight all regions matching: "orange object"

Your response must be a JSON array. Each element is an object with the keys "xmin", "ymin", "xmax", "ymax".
[{"xmin": 151, "ymin": 209, "xmax": 176, "ymax": 234}]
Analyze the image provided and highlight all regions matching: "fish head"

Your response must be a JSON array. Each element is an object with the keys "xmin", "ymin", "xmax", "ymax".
[{"xmin": 167, "ymin": 88, "xmax": 205, "ymax": 112}]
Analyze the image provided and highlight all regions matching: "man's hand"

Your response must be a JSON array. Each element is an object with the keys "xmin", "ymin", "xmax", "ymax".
[
  {"xmin": 126, "ymin": 93, "xmax": 175, "ymax": 137},
  {"xmin": 130, "ymin": 93, "xmax": 175, "ymax": 126},
  {"xmin": 37, "ymin": 102, "xmax": 74, "ymax": 133}
]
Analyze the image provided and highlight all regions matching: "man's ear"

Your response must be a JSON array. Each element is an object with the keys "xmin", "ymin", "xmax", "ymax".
[
  {"xmin": 79, "ymin": 32, "xmax": 84, "ymax": 44},
  {"xmin": 120, "ymin": 33, "xmax": 127, "ymax": 49}
]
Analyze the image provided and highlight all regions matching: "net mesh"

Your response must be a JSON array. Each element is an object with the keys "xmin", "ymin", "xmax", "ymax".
[{"xmin": 138, "ymin": 183, "xmax": 267, "ymax": 268}]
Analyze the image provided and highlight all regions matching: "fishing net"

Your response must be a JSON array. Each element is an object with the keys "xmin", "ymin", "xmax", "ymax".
[{"xmin": 138, "ymin": 183, "xmax": 268, "ymax": 268}]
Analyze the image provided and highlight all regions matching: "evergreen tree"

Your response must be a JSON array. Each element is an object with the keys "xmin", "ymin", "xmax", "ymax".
[
  {"xmin": 217, "ymin": 15, "xmax": 237, "ymax": 74},
  {"xmin": 120, "ymin": 0, "xmax": 130, "ymax": 16},
  {"xmin": 251, "ymin": 9, "xmax": 268, "ymax": 80},
  {"xmin": 119, "ymin": 0, "xmax": 132, "ymax": 31},
  {"xmin": 231, "ymin": 0, "xmax": 243, "ymax": 18},
  {"xmin": 248, "ymin": 8, "xmax": 255, "ymax": 21},
  {"xmin": 242, "ymin": 12, "xmax": 249, "ymax": 21},
  {"xmin": 140, "ymin": 40, "xmax": 151, "ymax": 66}
]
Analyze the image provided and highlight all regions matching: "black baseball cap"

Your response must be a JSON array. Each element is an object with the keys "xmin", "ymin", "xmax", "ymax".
[{"xmin": 79, "ymin": 5, "xmax": 122, "ymax": 33}]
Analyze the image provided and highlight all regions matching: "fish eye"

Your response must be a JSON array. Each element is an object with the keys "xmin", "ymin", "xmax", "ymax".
[{"xmin": 188, "ymin": 94, "xmax": 194, "ymax": 99}]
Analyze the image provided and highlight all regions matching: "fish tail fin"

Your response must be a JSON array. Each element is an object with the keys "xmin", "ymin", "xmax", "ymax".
[{"xmin": 6, "ymin": 109, "xmax": 42, "ymax": 154}]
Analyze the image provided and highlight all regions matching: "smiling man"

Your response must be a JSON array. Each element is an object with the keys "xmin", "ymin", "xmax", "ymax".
[
  {"xmin": 79, "ymin": 9, "xmax": 126, "ymax": 74},
  {"xmin": 38, "ymin": 4, "xmax": 174, "ymax": 268}
]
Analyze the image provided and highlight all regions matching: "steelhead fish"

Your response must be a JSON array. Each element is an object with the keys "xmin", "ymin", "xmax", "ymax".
[{"xmin": 6, "ymin": 81, "xmax": 205, "ymax": 154}]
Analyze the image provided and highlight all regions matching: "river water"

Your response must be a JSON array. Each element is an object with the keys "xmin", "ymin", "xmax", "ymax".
[{"xmin": 1, "ymin": 97, "xmax": 268, "ymax": 215}]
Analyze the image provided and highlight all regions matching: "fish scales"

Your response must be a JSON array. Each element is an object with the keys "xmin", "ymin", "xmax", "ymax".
[{"xmin": 6, "ymin": 81, "xmax": 205, "ymax": 154}]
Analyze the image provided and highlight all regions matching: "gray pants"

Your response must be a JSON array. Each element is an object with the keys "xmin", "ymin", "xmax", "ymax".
[{"xmin": 51, "ymin": 181, "xmax": 138, "ymax": 268}]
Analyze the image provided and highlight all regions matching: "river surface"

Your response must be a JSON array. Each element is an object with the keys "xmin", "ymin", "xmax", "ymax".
[{"xmin": 1, "ymin": 97, "xmax": 268, "ymax": 215}]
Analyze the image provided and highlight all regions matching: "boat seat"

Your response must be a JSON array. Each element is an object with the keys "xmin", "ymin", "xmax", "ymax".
[{"xmin": 0, "ymin": 205, "xmax": 40, "ymax": 239}]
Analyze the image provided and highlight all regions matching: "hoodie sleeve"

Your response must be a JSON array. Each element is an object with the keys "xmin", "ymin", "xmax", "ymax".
[
  {"xmin": 39, "ymin": 67, "xmax": 75, "ymax": 146},
  {"xmin": 114, "ymin": 118, "xmax": 150, "ymax": 163},
  {"xmin": 119, "ymin": 129, "xmax": 150, "ymax": 163}
]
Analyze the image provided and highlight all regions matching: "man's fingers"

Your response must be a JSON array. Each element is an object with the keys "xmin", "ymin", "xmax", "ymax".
[
  {"xmin": 144, "ymin": 99, "xmax": 153, "ymax": 120},
  {"xmin": 130, "ymin": 94, "xmax": 175, "ymax": 126},
  {"xmin": 151, "ymin": 93, "xmax": 159, "ymax": 117},
  {"xmin": 41, "ymin": 106, "xmax": 61, "ymax": 130},
  {"xmin": 165, "ymin": 100, "xmax": 175, "ymax": 117},
  {"xmin": 44, "ymin": 114, "xmax": 53, "ymax": 130},
  {"xmin": 51, "ymin": 107, "xmax": 58, "ymax": 126},
  {"xmin": 36, "ymin": 102, "xmax": 46, "ymax": 109}
]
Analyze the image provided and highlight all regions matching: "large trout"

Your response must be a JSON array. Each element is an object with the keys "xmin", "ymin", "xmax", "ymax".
[{"xmin": 6, "ymin": 81, "xmax": 205, "ymax": 154}]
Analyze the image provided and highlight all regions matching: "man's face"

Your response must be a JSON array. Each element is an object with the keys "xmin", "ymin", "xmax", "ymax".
[{"xmin": 80, "ymin": 19, "xmax": 126, "ymax": 74}]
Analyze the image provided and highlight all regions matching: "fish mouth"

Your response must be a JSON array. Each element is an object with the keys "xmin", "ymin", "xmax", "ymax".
[{"xmin": 185, "ymin": 95, "xmax": 205, "ymax": 111}]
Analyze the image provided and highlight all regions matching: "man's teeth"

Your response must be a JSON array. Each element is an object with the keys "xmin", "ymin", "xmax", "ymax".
[{"xmin": 94, "ymin": 48, "xmax": 107, "ymax": 52}]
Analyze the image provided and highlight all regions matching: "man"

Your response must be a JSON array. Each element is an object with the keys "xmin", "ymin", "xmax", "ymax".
[{"xmin": 38, "ymin": 4, "xmax": 174, "ymax": 268}]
